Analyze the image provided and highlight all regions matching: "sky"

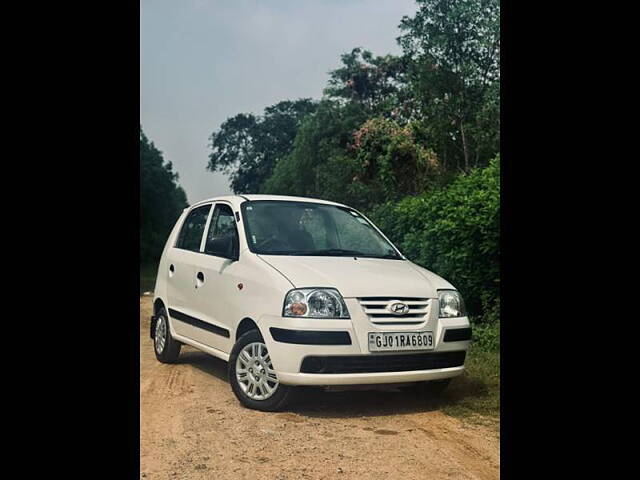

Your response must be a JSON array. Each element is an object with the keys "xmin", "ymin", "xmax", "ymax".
[{"xmin": 140, "ymin": 0, "xmax": 418, "ymax": 204}]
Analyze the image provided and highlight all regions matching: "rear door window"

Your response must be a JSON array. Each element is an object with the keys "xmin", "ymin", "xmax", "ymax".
[{"xmin": 175, "ymin": 204, "xmax": 211, "ymax": 252}]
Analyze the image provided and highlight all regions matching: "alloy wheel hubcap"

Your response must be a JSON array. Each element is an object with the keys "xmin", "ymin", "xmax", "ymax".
[
  {"xmin": 235, "ymin": 342, "xmax": 278, "ymax": 400},
  {"xmin": 155, "ymin": 316, "xmax": 167, "ymax": 354}
]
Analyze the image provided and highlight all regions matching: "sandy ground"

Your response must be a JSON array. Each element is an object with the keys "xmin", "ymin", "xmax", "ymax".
[{"xmin": 140, "ymin": 296, "xmax": 499, "ymax": 479}]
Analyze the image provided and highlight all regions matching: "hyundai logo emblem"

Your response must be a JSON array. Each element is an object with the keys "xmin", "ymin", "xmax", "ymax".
[{"xmin": 388, "ymin": 302, "xmax": 409, "ymax": 315}]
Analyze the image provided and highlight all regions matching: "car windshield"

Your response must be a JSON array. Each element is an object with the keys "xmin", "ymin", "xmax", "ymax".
[{"xmin": 241, "ymin": 200, "xmax": 402, "ymax": 259}]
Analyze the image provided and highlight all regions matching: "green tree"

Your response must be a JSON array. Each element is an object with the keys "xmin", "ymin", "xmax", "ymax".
[
  {"xmin": 398, "ymin": 0, "xmax": 500, "ymax": 171},
  {"xmin": 140, "ymin": 127, "xmax": 188, "ymax": 263},
  {"xmin": 263, "ymin": 111, "xmax": 443, "ymax": 211},
  {"xmin": 347, "ymin": 117, "xmax": 440, "ymax": 209},
  {"xmin": 324, "ymin": 48, "xmax": 408, "ymax": 115},
  {"xmin": 207, "ymin": 99, "xmax": 318, "ymax": 193},
  {"xmin": 262, "ymin": 100, "xmax": 369, "ymax": 203}
]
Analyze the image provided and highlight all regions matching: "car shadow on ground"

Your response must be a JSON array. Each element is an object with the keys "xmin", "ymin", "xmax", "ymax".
[
  {"xmin": 289, "ymin": 374, "xmax": 489, "ymax": 418},
  {"xmin": 177, "ymin": 350, "xmax": 229, "ymax": 383},
  {"xmin": 177, "ymin": 348, "xmax": 489, "ymax": 418}
]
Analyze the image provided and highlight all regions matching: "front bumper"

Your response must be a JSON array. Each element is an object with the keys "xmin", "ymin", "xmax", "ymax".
[
  {"xmin": 259, "ymin": 297, "xmax": 471, "ymax": 386},
  {"xmin": 278, "ymin": 366, "xmax": 465, "ymax": 386}
]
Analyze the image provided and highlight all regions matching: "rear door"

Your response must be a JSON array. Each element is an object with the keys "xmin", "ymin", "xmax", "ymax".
[{"xmin": 165, "ymin": 203, "xmax": 213, "ymax": 339}]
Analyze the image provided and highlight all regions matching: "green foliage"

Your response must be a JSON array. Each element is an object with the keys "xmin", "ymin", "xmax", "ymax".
[
  {"xmin": 207, "ymin": 99, "xmax": 318, "ymax": 193},
  {"xmin": 210, "ymin": 0, "xmax": 500, "ymax": 193},
  {"xmin": 262, "ymin": 100, "xmax": 369, "ymax": 200},
  {"xmin": 472, "ymin": 316, "xmax": 500, "ymax": 352},
  {"xmin": 369, "ymin": 156, "xmax": 500, "ymax": 319},
  {"xmin": 398, "ymin": 0, "xmax": 500, "ymax": 86},
  {"xmin": 264, "ymin": 113, "xmax": 443, "ymax": 211},
  {"xmin": 349, "ymin": 117, "xmax": 440, "ymax": 209},
  {"xmin": 324, "ymin": 48, "xmax": 407, "ymax": 114},
  {"xmin": 140, "ymin": 127, "xmax": 188, "ymax": 263},
  {"xmin": 398, "ymin": 0, "xmax": 500, "ymax": 171}
]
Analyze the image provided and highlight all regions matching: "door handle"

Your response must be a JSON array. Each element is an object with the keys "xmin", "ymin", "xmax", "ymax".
[
  {"xmin": 196, "ymin": 271, "xmax": 205, "ymax": 288},
  {"xmin": 169, "ymin": 264, "xmax": 175, "ymax": 277}
]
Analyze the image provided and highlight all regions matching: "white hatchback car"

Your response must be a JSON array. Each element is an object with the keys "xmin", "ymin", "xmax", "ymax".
[{"xmin": 151, "ymin": 195, "xmax": 471, "ymax": 411}]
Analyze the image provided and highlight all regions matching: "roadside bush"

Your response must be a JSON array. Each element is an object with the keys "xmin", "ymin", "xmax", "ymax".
[
  {"xmin": 473, "ymin": 293, "xmax": 500, "ymax": 352},
  {"xmin": 369, "ymin": 156, "xmax": 500, "ymax": 322},
  {"xmin": 472, "ymin": 318, "xmax": 500, "ymax": 352}
]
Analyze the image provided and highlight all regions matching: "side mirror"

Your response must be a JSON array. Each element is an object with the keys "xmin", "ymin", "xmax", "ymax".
[{"xmin": 229, "ymin": 236, "xmax": 240, "ymax": 261}]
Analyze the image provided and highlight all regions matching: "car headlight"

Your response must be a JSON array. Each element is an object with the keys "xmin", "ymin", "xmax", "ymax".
[
  {"xmin": 283, "ymin": 288, "xmax": 350, "ymax": 319},
  {"xmin": 438, "ymin": 290, "xmax": 467, "ymax": 318}
]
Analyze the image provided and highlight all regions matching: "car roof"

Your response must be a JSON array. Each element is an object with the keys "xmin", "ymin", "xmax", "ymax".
[{"xmin": 188, "ymin": 194, "xmax": 349, "ymax": 210}]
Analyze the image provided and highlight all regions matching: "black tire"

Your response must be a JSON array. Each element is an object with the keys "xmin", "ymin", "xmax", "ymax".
[
  {"xmin": 153, "ymin": 307, "xmax": 181, "ymax": 364},
  {"xmin": 228, "ymin": 329, "xmax": 294, "ymax": 412},
  {"xmin": 401, "ymin": 378, "xmax": 452, "ymax": 396}
]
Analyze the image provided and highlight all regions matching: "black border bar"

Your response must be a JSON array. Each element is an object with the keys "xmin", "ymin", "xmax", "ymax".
[
  {"xmin": 168, "ymin": 308, "xmax": 230, "ymax": 338},
  {"xmin": 270, "ymin": 327, "xmax": 351, "ymax": 345},
  {"xmin": 443, "ymin": 327, "xmax": 472, "ymax": 342}
]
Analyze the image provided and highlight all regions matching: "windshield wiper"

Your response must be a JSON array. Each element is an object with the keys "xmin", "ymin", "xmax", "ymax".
[
  {"xmin": 376, "ymin": 252, "xmax": 403, "ymax": 259},
  {"xmin": 281, "ymin": 248, "xmax": 363, "ymax": 256},
  {"xmin": 315, "ymin": 248, "xmax": 366, "ymax": 256},
  {"xmin": 352, "ymin": 252, "xmax": 401, "ymax": 259},
  {"xmin": 283, "ymin": 248, "xmax": 400, "ymax": 258}
]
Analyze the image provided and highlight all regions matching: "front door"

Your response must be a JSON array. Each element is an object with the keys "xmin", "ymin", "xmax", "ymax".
[{"xmin": 190, "ymin": 202, "xmax": 242, "ymax": 354}]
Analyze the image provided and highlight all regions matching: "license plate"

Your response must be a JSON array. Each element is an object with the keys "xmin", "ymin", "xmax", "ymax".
[{"xmin": 368, "ymin": 331, "xmax": 434, "ymax": 352}]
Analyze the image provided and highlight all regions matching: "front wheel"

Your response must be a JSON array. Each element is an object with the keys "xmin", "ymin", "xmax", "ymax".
[{"xmin": 228, "ymin": 329, "xmax": 293, "ymax": 411}]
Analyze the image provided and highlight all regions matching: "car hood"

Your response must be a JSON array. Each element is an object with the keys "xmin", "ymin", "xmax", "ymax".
[{"xmin": 257, "ymin": 255, "xmax": 454, "ymax": 298}]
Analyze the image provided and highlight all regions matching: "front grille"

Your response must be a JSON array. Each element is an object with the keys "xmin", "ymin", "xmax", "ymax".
[
  {"xmin": 358, "ymin": 297, "xmax": 431, "ymax": 325},
  {"xmin": 300, "ymin": 351, "xmax": 466, "ymax": 374}
]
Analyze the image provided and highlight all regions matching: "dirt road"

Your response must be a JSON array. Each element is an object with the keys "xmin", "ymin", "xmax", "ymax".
[{"xmin": 140, "ymin": 296, "xmax": 499, "ymax": 479}]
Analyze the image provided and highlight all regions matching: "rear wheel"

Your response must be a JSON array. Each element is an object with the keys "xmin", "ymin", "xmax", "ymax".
[
  {"xmin": 228, "ymin": 329, "xmax": 293, "ymax": 411},
  {"xmin": 154, "ymin": 307, "xmax": 181, "ymax": 363}
]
